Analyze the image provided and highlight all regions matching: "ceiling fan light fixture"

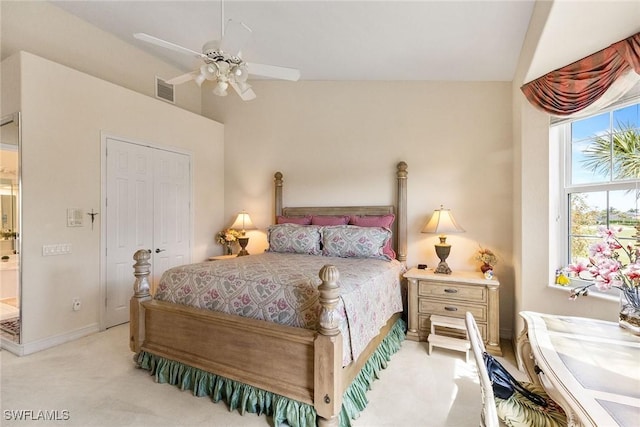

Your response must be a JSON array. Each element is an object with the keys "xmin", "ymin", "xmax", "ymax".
[
  {"xmin": 213, "ymin": 81, "xmax": 229, "ymax": 96},
  {"xmin": 233, "ymin": 65, "xmax": 249, "ymax": 82},
  {"xmin": 194, "ymin": 73, "xmax": 206, "ymax": 87},
  {"xmin": 216, "ymin": 61, "xmax": 230, "ymax": 74},
  {"xmin": 201, "ymin": 64, "xmax": 217, "ymax": 80}
]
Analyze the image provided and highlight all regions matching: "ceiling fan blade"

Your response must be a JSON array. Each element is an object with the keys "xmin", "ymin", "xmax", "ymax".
[
  {"xmin": 246, "ymin": 63, "xmax": 301, "ymax": 81},
  {"xmin": 220, "ymin": 20, "xmax": 252, "ymax": 56},
  {"xmin": 230, "ymin": 81, "xmax": 257, "ymax": 101},
  {"xmin": 230, "ymin": 82, "xmax": 256, "ymax": 101},
  {"xmin": 134, "ymin": 33, "xmax": 206, "ymax": 60},
  {"xmin": 165, "ymin": 71, "xmax": 199, "ymax": 85}
]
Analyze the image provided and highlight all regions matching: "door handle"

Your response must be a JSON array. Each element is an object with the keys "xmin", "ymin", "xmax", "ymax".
[{"xmin": 155, "ymin": 248, "xmax": 166, "ymax": 253}]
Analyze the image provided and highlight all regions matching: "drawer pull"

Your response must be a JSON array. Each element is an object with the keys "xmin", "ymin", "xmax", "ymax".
[
  {"xmin": 444, "ymin": 288, "xmax": 458, "ymax": 294},
  {"xmin": 444, "ymin": 306, "xmax": 458, "ymax": 312}
]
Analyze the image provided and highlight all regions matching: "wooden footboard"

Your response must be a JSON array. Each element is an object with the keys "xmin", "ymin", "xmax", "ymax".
[{"xmin": 130, "ymin": 250, "xmax": 345, "ymax": 425}]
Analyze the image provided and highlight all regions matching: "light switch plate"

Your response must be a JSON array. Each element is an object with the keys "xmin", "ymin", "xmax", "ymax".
[
  {"xmin": 67, "ymin": 208, "xmax": 83, "ymax": 227},
  {"xmin": 42, "ymin": 243, "xmax": 72, "ymax": 256}
]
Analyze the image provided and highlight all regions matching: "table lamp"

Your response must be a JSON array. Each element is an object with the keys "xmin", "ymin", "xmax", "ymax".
[
  {"xmin": 230, "ymin": 211, "xmax": 255, "ymax": 256},
  {"xmin": 421, "ymin": 205, "xmax": 465, "ymax": 274}
]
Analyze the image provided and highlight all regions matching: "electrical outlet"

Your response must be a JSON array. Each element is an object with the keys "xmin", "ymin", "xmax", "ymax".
[{"xmin": 72, "ymin": 298, "xmax": 81, "ymax": 311}]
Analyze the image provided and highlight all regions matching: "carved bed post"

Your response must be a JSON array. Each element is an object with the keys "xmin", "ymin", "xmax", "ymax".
[
  {"xmin": 315, "ymin": 265, "xmax": 343, "ymax": 427},
  {"xmin": 130, "ymin": 249, "xmax": 152, "ymax": 355},
  {"xmin": 396, "ymin": 161, "xmax": 408, "ymax": 264},
  {"xmin": 274, "ymin": 171, "xmax": 283, "ymax": 222}
]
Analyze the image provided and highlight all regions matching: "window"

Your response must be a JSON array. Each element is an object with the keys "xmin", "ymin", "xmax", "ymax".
[{"xmin": 556, "ymin": 100, "xmax": 639, "ymax": 291}]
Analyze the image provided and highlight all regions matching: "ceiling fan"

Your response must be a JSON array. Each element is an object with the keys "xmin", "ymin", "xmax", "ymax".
[{"xmin": 134, "ymin": 16, "xmax": 300, "ymax": 101}]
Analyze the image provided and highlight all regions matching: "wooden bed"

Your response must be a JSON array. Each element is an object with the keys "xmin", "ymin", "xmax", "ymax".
[{"xmin": 129, "ymin": 161, "xmax": 408, "ymax": 426}]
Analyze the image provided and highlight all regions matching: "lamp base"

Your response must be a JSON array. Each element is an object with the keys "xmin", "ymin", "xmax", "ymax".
[
  {"xmin": 434, "ymin": 243, "xmax": 452, "ymax": 274},
  {"xmin": 434, "ymin": 261, "xmax": 452, "ymax": 275},
  {"xmin": 237, "ymin": 237, "xmax": 250, "ymax": 257}
]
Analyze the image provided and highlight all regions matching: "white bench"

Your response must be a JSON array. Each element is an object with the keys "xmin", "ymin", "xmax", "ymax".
[{"xmin": 427, "ymin": 314, "xmax": 470, "ymax": 362}]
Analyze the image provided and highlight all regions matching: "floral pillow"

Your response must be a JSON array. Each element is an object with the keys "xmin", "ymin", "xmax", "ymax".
[
  {"xmin": 267, "ymin": 224, "xmax": 322, "ymax": 255},
  {"xmin": 349, "ymin": 214, "xmax": 396, "ymax": 259},
  {"xmin": 322, "ymin": 225, "xmax": 392, "ymax": 260}
]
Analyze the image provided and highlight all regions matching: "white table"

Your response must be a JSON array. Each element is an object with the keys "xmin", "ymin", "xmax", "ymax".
[{"xmin": 517, "ymin": 311, "xmax": 640, "ymax": 427}]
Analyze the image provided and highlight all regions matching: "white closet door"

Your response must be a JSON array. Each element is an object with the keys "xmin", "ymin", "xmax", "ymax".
[
  {"xmin": 105, "ymin": 138, "xmax": 191, "ymax": 328},
  {"xmin": 151, "ymin": 148, "xmax": 190, "ymax": 286},
  {"xmin": 105, "ymin": 138, "xmax": 153, "ymax": 328}
]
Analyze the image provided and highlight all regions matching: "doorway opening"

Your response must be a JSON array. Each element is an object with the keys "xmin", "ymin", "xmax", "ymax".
[{"xmin": 0, "ymin": 113, "xmax": 21, "ymax": 344}]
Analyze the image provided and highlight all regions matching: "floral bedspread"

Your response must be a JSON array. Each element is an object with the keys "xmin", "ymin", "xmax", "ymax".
[{"xmin": 154, "ymin": 252, "xmax": 405, "ymax": 365}]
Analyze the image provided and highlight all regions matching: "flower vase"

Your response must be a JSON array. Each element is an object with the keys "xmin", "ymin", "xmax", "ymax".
[
  {"xmin": 480, "ymin": 263, "xmax": 493, "ymax": 274},
  {"xmin": 619, "ymin": 287, "xmax": 640, "ymax": 336},
  {"xmin": 225, "ymin": 243, "xmax": 233, "ymax": 256}
]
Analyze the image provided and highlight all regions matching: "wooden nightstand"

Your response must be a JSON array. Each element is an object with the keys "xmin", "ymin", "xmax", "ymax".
[
  {"xmin": 403, "ymin": 267, "xmax": 501, "ymax": 356},
  {"xmin": 208, "ymin": 254, "xmax": 239, "ymax": 261}
]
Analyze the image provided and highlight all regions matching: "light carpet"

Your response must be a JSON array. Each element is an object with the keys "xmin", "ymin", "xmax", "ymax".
[{"xmin": 0, "ymin": 324, "xmax": 520, "ymax": 426}]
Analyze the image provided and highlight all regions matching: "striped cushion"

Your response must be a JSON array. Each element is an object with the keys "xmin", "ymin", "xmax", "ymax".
[{"xmin": 496, "ymin": 382, "xmax": 567, "ymax": 427}]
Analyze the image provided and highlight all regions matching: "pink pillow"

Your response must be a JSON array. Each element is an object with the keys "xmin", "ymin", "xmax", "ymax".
[
  {"xmin": 311, "ymin": 215, "xmax": 350, "ymax": 226},
  {"xmin": 349, "ymin": 214, "xmax": 396, "ymax": 259},
  {"xmin": 276, "ymin": 215, "xmax": 312, "ymax": 225},
  {"xmin": 349, "ymin": 214, "xmax": 395, "ymax": 228}
]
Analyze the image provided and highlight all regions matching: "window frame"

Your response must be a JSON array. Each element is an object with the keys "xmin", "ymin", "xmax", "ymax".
[{"xmin": 554, "ymin": 96, "xmax": 640, "ymax": 298}]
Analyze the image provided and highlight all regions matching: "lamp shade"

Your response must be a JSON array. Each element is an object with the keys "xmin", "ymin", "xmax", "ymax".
[
  {"xmin": 230, "ymin": 211, "xmax": 255, "ymax": 235},
  {"xmin": 421, "ymin": 205, "xmax": 465, "ymax": 235}
]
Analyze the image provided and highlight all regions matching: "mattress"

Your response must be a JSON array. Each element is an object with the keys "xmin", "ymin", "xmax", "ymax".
[{"xmin": 154, "ymin": 252, "xmax": 405, "ymax": 364}]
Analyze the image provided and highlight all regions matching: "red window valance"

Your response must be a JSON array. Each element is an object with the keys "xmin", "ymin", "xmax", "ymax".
[{"xmin": 521, "ymin": 32, "xmax": 640, "ymax": 116}]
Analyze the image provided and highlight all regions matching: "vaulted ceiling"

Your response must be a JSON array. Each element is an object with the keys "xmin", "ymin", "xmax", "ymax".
[{"xmin": 51, "ymin": 0, "xmax": 536, "ymax": 82}]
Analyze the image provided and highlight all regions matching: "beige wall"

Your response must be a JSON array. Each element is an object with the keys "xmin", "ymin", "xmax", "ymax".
[
  {"xmin": 6, "ymin": 52, "xmax": 224, "ymax": 349},
  {"xmin": 204, "ymin": 80, "xmax": 516, "ymax": 336},
  {"xmin": 1, "ymin": 1, "xmax": 202, "ymax": 114}
]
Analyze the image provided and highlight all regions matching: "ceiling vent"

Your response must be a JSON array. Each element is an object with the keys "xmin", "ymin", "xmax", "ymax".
[{"xmin": 155, "ymin": 77, "xmax": 175, "ymax": 104}]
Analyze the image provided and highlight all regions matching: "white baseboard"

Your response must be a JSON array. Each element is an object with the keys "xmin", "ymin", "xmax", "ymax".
[
  {"xmin": 1, "ymin": 337, "xmax": 24, "ymax": 356},
  {"xmin": 1, "ymin": 323, "xmax": 100, "ymax": 356}
]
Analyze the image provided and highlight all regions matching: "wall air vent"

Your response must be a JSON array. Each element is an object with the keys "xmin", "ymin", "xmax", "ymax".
[{"xmin": 155, "ymin": 77, "xmax": 175, "ymax": 104}]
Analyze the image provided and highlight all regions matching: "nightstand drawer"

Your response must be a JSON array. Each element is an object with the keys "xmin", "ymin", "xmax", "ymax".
[
  {"xmin": 418, "ymin": 281, "xmax": 486, "ymax": 303},
  {"xmin": 418, "ymin": 298, "xmax": 486, "ymax": 322}
]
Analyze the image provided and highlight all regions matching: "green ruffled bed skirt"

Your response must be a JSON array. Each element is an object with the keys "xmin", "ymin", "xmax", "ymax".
[{"xmin": 137, "ymin": 318, "xmax": 406, "ymax": 427}]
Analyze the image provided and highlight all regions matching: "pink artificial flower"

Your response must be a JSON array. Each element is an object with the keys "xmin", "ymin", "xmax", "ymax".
[
  {"xmin": 589, "ymin": 242, "xmax": 611, "ymax": 258},
  {"xmin": 594, "ymin": 277, "xmax": 613, "ymax": 291},
  {"xmin": 597, "ymin": 226, "xmax": 622, "ymax": 239},
  {"xmin": 567, "ymin": 262, "xmax": 589, "ymax": 276},
  {"xmin": 623, "ymin": 263, "xmax": 640, "ymax": 282},
  {"xmin": 596, "ymin": 257, "xmax": 621, "ymax": 274},
  {"xmin": 608, "ymin": 240, "xmax": 623, "ymax": 250}
]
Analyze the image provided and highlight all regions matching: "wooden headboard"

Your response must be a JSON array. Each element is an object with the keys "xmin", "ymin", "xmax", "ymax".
[{"xmin": 273, "ymin": 161, "xmax": 408, "ymax": 263}]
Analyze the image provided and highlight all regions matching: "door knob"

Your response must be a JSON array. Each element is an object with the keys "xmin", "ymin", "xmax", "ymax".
[{"xmin": 155, "ymin": 248, "xmax": 166, "ymax": 253}]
